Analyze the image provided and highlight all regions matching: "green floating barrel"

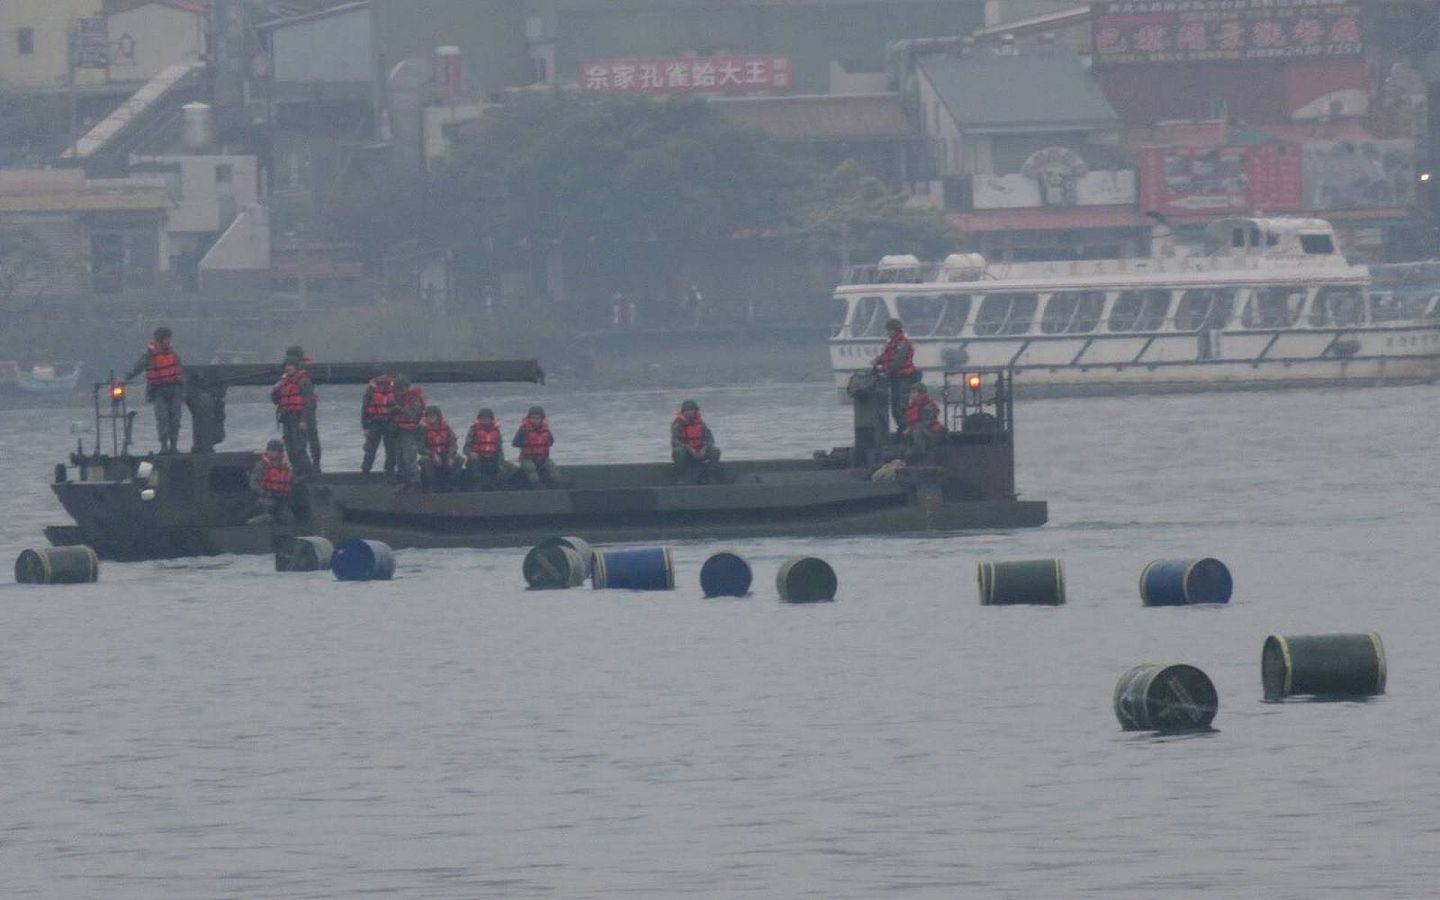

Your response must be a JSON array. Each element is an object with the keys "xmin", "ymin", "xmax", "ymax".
[
  {"xmin": 1140, "ymin": 558, "xmax": 1232, "ymax": 606},
  {"xmin": 1262, "ymin": 633, "xmax": 1386, "ymax": 701},
  {"xmin": 776, "ymin": 556, "xmax": 836, "ymax": 603},
  {"xmin": 331, "ymin": 539, "xmax": 396, "ymax": 582},
  {"xmin": 537, "ymin": 536, "xmax": 593, "ymax": 577},
  {"xmin": 977, "ymin": 559, "xmax": 1065, "ymax": 606},
  {"xmin": 1113, "ymin": 663, "xmax": 1218, "ymax": 732},
  {"xmin": 275, "ymin": 536, "xmax": 334, "ymax": 573},
  {"xmin": 700, "ymin": 551, "xmax": 752, "ymax": 598},
  {"xmin": 15, "ymin": 546, "xmax": 100, "ymax": 585},
  {"xmin": 592, "ymin": 547, "xmax": 675, "ymax": 591},
  {"xmin": 523, "ymin": 543, "xmax": 587, "ymax": 589}
]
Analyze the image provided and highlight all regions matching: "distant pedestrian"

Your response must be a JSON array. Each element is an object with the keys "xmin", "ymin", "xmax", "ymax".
[{"xmin": 124, "ymin": 325, "xmax": 185, "ymax": 454}]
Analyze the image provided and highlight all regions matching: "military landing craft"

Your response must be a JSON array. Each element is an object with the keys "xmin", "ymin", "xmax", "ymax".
[{"xmin": 45, "ymin": 360, "xmax": 1046, "ymax": 561}]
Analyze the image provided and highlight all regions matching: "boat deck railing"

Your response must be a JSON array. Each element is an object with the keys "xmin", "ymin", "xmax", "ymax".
[{"xmin": 940, "ymin": 368, "xmax": 1013, "ymax": 435}]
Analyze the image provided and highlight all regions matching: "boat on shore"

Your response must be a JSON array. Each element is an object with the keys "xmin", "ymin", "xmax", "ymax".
[
  {"xmin": 829, "ymin": 217, "xmax": 1440, "ymax": 396},
  {"xmin": 44, "ymin": 360, "xmax": 1046, "ymax": 561}
]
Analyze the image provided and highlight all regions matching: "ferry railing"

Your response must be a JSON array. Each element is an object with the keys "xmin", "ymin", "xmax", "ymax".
[
  {"xmin": 941, "ymin": 367, "xmax": 1013, "ymax": 435},
  {"xmin": 89, "ymin": 374, "xmax": 136, "ymax": 457}
]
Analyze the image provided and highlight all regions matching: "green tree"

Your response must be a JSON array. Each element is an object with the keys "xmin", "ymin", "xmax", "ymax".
[{"xmin": 795, "ymin": 159, "xmax": 956, "ymax": 267}]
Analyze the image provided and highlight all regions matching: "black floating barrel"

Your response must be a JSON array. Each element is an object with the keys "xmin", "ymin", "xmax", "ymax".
[
  {"xmin": 523, "ymin": 543, "xmax": 587, "ymax": 589},
  {"xmin": 537, "ymin": 536, "xmax": 594, "ymax": 578},
  {"xmin": 1262, "ymin": 633, "xmax": 1386, "ymax": 701},
  {"xmin": 592, "ymin": 547, "xmax": 675, "ymax": 591},
  {"xmin": 331, "ymin": 539, "xmax": 396, "ymax": 582},
  {"xmin": 700, "ymin": 551, "xmax": 752, "ymax": 597},
  {"xmin": 1140, "ymin": 558, "xmax": 1232, "ymax": 606},
  {"xmin": 15, "ymin": 546, "xmax": 99, "ymax": 584},
  {"xmin": 275, "ymin": 536, "xmax": 334, "ymax": 573},
  {"xmin": 1113, "ymin": 664, "xmax": 1218, "ymax": 732},
  {"xmin": 776, "ymin": 557, "xmax": 837, "ymax": 603},
  {"xmin": 977, "ymin": 559, "xmax": 1065, "ymax": 606}
]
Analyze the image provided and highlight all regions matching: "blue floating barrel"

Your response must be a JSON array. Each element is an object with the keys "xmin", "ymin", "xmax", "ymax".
[
  {"xmin": 275, "ymin": 536, "xmax": 334, "ymax": 573},
  {"xmin": 776, "ymin": 556, "xmax": 837, "ymax": 603},
  {"xmin": 331, "ymin": 539, "xmax": 396, "ymax": 582},
  {"xmin": 1140, "ymin": 558, "xmax": 1232, "ymax": 606},
  {"xmin": 977, "ymin": 559, "xmax": 1065, "ymax": 606},
  {"xmin": 1113, "ymin": 663, "xmax": 1218, "ymax": 732},
  {"xmin": 1262, "ymin": 633, "xmax": 1386, "ymax": 701},
  {"xmin": 700, "ymin": 551, "xmax": 752, "ymax": 597},
  {"xmin": 592, "ymin": 547, "xmax": 674, "ymax": 591},
  {"xmin": 536, "ymin": 535, "xmax": 593, "ymax": 577},
  {"xmin": 523, "ymin": 543, "xmax": 587, "ymax": 589},
  {"xmin": 15, "ymin": 546, "xmax": 99, "ymax": 584}
]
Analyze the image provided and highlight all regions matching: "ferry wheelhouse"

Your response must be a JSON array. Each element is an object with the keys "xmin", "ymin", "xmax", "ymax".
[{"xmin": 830, "ymin": 218, "xmax": 1440, "ymax": 394}]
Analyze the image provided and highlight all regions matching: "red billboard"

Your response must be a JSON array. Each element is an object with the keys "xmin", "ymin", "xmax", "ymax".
[
  {"xmin": 1094, "ymin": 0, "xmax": 1362, "ymax": 66},
  {"xmin": 1140, "ymin": 145, "xmax": 1303, "ymax": 216},
  {"xmin": 580, "ymin": 56, "xmax": 793, "ymax": 95}
]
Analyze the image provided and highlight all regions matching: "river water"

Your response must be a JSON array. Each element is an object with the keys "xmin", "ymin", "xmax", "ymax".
[{"xmin": 2, "ymin": 381, "xmax": 1438, "ymax": 898}]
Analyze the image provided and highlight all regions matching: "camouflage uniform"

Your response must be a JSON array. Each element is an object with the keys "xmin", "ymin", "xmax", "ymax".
[
  {"xmin": 670, "ymin": 401, "xmax": 722, "ymax": 484},
  {"xmin": 271, "ymin": 366, "xmax": 315, "ymax": 475},
  {"xmin": 124, "ymin": 338, "xmax": 185, "ymax": 453},
  {"xmin": 464, "ymin": 411, "xmax": 515, "ymax": 489}
]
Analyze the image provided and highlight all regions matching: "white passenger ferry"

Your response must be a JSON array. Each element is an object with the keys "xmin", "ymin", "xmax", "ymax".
[{"xmin": 829, "ymin": 218, "xmax": 1440, "ymax": 395}]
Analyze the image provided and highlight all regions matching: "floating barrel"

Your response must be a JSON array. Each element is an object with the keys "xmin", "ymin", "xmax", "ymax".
[
  {"xmin": 536, "ymin": 535, "xmax": 594, "ymax": 577},
  {"xmin": 523, "ymin": 543, "xmax": 587, "ymax": 589},
  {"xmin": 1113, "ymin": 664, "xmax": 1218, "ymax": 732},
  {"xmin": 1140, "ymin": 558, "xmax": 1232, "ymax": 606},
  {"xmin": 275, "ymin": 536, "xmax": 334, "ymax": 573},
  {"xmin": 15, "ymin": 546, "xmax": 99, "ymax": 585},
  {"xmin": 592, "ymin": 547, "xmax": 675, "ymax": 591},
  {"xmin": 776, "ymin": 556, "xmax": 837, "ymax": 603},
  {"xmin": 977, "ymin": 559, "xmax": 1065, "ymax": 606},
  {"xmin": 331, "ymin": 539, "xmax": 396, "ymax": 582},
  {"xmin": 1262, "ymin": 633, "xmax": 1386, "ymax": 701},
  {"xmin": 700, "ymin": 551, "xmax": 752, "ymax": 598}
]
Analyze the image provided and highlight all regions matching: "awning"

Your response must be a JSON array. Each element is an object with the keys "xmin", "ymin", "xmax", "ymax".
[{"xmin": 947, "ymin": 207, "xmax": 1152, "ymax": 232}]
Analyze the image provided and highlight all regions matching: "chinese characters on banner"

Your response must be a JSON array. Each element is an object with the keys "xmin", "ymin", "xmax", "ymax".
[
  {"xmin": 1139, "ymin": 145, "xmax": 1303, "ymax": 216},
  {"xmin": 580, "ymin": 56, "xmax": 793, "ymax": 95},
  {"xmin": 1094, "ymin": 0, "xmax": 1362, "ymax": 65}
]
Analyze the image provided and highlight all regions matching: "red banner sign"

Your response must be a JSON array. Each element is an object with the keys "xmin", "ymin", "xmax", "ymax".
[
  {"xmin": 1094, "ymin": 0, "xmax": 1362, "ymax": 65},
  {"xmin": 1140, "ymin": 145, "xmax": 1303, "ymax": 216},
  {"xmin": 580, "ymin": 56, "xmax": 793, "ymax": 95}
]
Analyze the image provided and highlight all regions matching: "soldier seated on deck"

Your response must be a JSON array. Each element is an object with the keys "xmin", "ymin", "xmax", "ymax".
[
  {"xmin": 513, "ymin": 405, "xmax": 560, "ymax": 489},
  {"xmin": 247, "ymin": 439, "xmax": 295, "ymax": 524},
  {"xmin": 419, "ymin": 405, "xmax": 462, "ymax": 491},
  {"xmin": 901, "ymin": 383, "xmax": 946, "ymax": 464},
  {"xmin": 670, "ymin": 399, "xmax": 722, "ymax": 484}
]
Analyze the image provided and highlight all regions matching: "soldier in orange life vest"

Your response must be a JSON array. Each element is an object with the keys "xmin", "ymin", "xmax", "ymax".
[
  {"xmin": 285, "ymin": 346, "xmax": 322, "ymax": 473},
  {"xmin": 512, "ymin": 404, "xmax": 559, "ymax": 488},
  {"xmin": 670, "ymin": 398, "xmax": 722, "ymax": 484},
  {"xmin": 389, "ymin": 374, "xmax": 427, "ymax": 487},
  {"xmin": 464, "ymin": 407, "xmax": 514, "ymax": 489},
  {"xmin": 123, "ymin": 325, "xmax": 186, "ymax": 453},
  {"xmin": 901, "ymin": 382, "xmax": 946, "ymax": 463},
  {"xmin": 871, "ymin": 317, "xmax": 918, "ymax": 435},
  {"xmin": 270, "ymin": 360, "xmax": 315, "ymax": 475},
  {"xmin": 418, "ymin": 405, "xmax": 461, "ymax": 490},
  {"xmin": 247, "ymin": 439, "xmax": 295, "ymax": 523},
  {"xmin": 360, "ymin": 370, "xmax": 397, "ymax": 477}
]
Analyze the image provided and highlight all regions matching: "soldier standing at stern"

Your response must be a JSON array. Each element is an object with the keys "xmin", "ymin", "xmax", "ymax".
[
  {"xmin": 271, "ymin": 359, "xmax": 315, "ymax": 475},
  {"xmin": 124, "ymin": 326, "xmax": 186, "ymax": 454}
]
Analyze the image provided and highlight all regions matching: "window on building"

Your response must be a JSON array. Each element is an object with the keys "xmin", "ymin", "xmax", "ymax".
[
  {"xmin": 215, "ymin": 164, "xmax": 233, "ymax": 184},
  {"xmin": 17, "ymin": 28, "xmax": 34, "ymax": 55}
]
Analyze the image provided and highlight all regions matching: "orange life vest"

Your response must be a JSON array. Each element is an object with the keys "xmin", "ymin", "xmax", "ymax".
[
  {"xmin": 905, "ymin": 395, "xmax": 944, "ymax": 433},
  {"xmin": 273, "ymin": 372, "xmax": 306, "ymax": 414},
  {"xmin": 257, "ymin": 452, "xmax": 293, "ymax": 497},
  {"xmin": 363, "ymin": 376, "xmax": 395, "ymax": 421},
  {"xmin": 425, "ymin": 420, "xmax": 453, "ymax": 457},
  {"xmin": 145, "ymin": 342, "xmax": 184, "ymax": 386},
  {"xmin": 674, "ymin": 412, "xmax": 707, "ymax": 452},
  {"xmin": 877, "ymin": 331, "xmax": 916, "ymax": 378},
  {"xmin": 394, "ymin": 387, "xmax": 425, "ymax": 431},
  {"xmin": 469, "ymin": 419, "xmax": 502, "ymax": 459},
  {"xmin": 518, "ymin": 418, "xmax": 552, "ymax": 461}
]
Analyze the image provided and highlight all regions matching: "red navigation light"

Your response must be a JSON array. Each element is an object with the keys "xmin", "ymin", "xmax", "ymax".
[
  {"xmin": 966, "ymin": 373, "xmax": 983, "ymax": 391},
  {"xmin": 110, "ymin": 382, "xmax": 126, "ymax": 401}
]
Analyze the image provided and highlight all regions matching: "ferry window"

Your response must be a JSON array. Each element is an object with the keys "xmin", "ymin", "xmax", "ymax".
[
  {"xmin": 1310, "ymin": 286, "xmax": 1364, "ymax": 327},
  {"xmin": 1109, "ymin": 290, "xmax": 1169, "ymax": 332},
  {"xmin": 1243, "ymin": 286, "xmax": 1306, "ymax": 328},
  {"xmin": 1232, "ymin": 228, "xmax": 1246, "ymax": 249},
  {"xmin": 897, "ymin": 295, "xmax": 946, "ymax": 337},
  {"xmin": 999, "ymin": 293, "xmax": 1038, "ymax": 335},
  {"xmin": 830, "ymin": 295, "xmax": 849, "ymax": 334},
  {"xmin": 850, "ymin": 295, "xmax": 889, "ymax": 337},
  {"xmin": 933, "ymin": 294, "xmax": 972, "ymax": 336},
  {"xmin": 974, "ymin": 295, "xmax": 1010, "ymax": 336},
  {"xmin": 1300, "ymin": 234, "xmax": 1335, "ymax": 255},
  {"xmin": 1069, "ymin": 291, "xmax": 1105, "ymax": 333},
  {"xmin": 1370, "ymin": 292, "xmax": 1431, "ymax": 322},
  {"xmin": 1175, "ymin": 289, "xmax": 1234, "ymax": 331},
  {"xmin": 1040, "ymin": 293, "xmax": 1079, "ymax": 334}
]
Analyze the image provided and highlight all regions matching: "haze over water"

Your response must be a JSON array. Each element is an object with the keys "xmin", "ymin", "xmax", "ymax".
[{"xmin": 2, "ymin": 381, "xmax": 1438, "ymax": 898}]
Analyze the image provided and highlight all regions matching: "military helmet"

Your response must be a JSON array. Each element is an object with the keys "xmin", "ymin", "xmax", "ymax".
[
  {"xmin": 680, "ymin": 399, "xmax": 699, "ymax": 412},
  {"xmin": 394, "ymin": 374, "xmax": 410, "ymax": 389},
  {"xmin": 154, "ymin": 326, "xmax": 172, "ymax": 340},
  {"xmin": 477, "ymin": 407, "xmax": 494, "ymax": 419},
  {"xmin": 284, "ymin": 344, "xmax": 306, "ymax": 361},
  {"xmin": 912, "ymin": 382, "xmax": 928, "ymax": 394},
  {"xmin": 265, "ymin": 438, "xmax": 284, "ymax": 452},
  {"xmin": 528, "ymin": 405, "xmax": 545, "ymax": 417},
  {"xmin": 424, "ymin": 405, "xmax": 441, "ymax": 416},
  {"xmin": 885, "ymin": 317, "xmax": 903, "ymax": 332}
]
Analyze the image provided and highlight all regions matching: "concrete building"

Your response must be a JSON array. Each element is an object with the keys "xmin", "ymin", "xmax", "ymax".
[
  {"xmin": 0, "ymin": 0, "xmax": 104, "ymax": 90},
  {"xmin": 104, "ymin": 0, "xmax": 208, "ymax": 84}
]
